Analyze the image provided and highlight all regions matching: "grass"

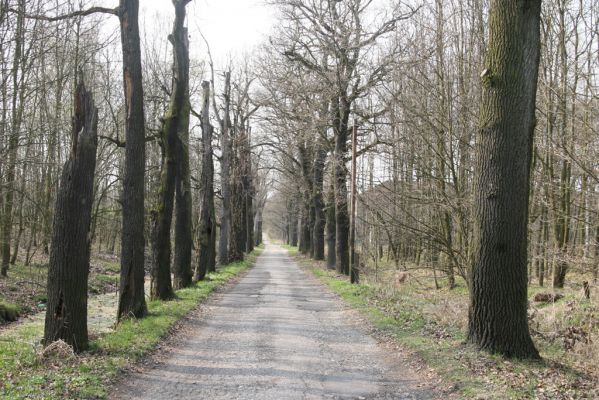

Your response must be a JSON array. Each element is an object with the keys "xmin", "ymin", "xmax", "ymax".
[
  {"xmin": 0, "ymin": 301, "xmax": 20, "ymax": 322},
  {"xmin": 0, "ymin": 245, "xmax": 263, "ymax": 400},
  {"xmin": 288, "ymin": 245, "xmax": 598, "ymax": 399}
]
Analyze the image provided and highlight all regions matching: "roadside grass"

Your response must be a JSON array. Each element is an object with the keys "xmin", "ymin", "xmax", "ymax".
[
  {"xmin": 287, "ymin": 246, "xmax": 598, "ymax": 399},
  {"xmin": 281, "ymin": 243, "xmax": 298, "ymax": 256},
  {"xmin": 0, "ymin": 245, "xmax": 263, "ymax": 400}
]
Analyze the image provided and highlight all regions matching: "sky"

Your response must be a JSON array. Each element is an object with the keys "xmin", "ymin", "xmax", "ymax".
[{"xmin": 138, "ymin": 0, "xmax": 276, "ymax": 64}]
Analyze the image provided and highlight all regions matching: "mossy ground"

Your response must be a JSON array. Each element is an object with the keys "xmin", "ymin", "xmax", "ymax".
[{"xmin": 0, "ymin": 245, "xmax": 262, "ymax": 399}]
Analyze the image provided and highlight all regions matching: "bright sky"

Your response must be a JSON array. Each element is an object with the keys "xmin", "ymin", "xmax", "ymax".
[{"xmin": 139, "ymin": 0, "xmax": 276, "ymax": 65}]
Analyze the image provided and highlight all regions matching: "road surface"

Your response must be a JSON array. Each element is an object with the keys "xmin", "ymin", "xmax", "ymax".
[{"xmin": 111, "ymin": 243, "xmax": 434, "ymax": 400}]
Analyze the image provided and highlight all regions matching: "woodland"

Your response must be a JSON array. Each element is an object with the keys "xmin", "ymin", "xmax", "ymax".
[{"xmin": 0, "ymin": 0, "xmax": 598, "ymax": 398}]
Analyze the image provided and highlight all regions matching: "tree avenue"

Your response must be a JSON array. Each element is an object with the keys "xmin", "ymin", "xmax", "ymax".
[{"xmin": 2, "ymin": 1, "xmax": 599, "ymax": 392}]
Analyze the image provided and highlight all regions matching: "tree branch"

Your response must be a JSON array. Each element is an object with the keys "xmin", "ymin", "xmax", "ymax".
[{"xmin": 7, "ymin": 5, "xmax": 119, "ymax": 22}]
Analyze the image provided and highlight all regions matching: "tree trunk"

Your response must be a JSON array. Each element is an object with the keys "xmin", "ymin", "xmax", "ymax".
[
  {"xmin": 326, "ymin": 180, "xmax": 336, "ymax": 269},
  {"xmin": 218, "ymin": 72, "xmax": 232, "ymax": 266},
  {"xmin": 229, "ymin": 167, "xmax": 245, "ymax": 262},
  {"xmin": 254, "ymin": 206, "xmax": 263, "ymax": 247},
  {"xmin": 172, "ymin": 0, "xmax": 193, "ymax": 289},
  {"xmin": 1, "ymin": 0, "xmax": 25, "ymax": 277},
  {"xmin": 196, "ymin": 81, "xmax": 216, "ymax": 281},
  {"xmin": 43, "ymin": 80, "xmax": 97, "ymax": 352},
  {"xmin": 150, "ymin": 0, "xmax": 191, "ymax": 299},
  {"xmin": 334, "ymin": 97, "xmax": 350, "ymax": 275},
  {"xmin": 312, "ymin": 145, "xmax": 326, "ymax": 260},
  {"xmin": 289, "ymin": 199, "xmax": 299, "ymax": 247},
  {"xmin": 149, "ymin": 143, "xmax": 176, "ymax": 301},
  {"xmin": 244, "ymin": 132, "xmax": 254, "ymax": 254},
  {"xmin": 467, "ymin": 0, "xmax": 541, "ymax": 359},
  {"xmin": 118, "ymin": 0, "xmax": 148, "ymax": 319},
  {"xmin": 10, "ymin": 139, "xmax": 32, "ymax": 265}
]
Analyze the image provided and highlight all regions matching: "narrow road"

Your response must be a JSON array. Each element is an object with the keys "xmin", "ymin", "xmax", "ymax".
[{"xmin": 111, "ymin": 243, "xmax": 433, "ymax": 400}]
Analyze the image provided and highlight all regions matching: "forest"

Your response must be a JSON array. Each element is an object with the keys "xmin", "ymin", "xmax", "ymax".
[{"xmin": 0, "ymin": 0, "xmax": 598, "ymax": 398}]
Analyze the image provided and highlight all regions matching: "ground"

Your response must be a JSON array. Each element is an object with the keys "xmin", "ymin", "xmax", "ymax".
[
  {"xmin": 291, "ymin": 246, "xmax": 599, "ymax": 399},
  {"xmin": 0, "ymin": 252, "xmax": 119, "ymax": 326},
  {"xmin": 110, "ymin": 243, "xmax": 435, "ymax": 400}
]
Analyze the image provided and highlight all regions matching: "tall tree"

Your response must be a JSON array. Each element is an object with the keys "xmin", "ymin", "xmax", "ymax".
[
  {"xmin": 43, "ymin": 79, "xmax": 97, "ymax": 352},
  {"xmin": 0, "ymin": 0, "xmax": 25, "ymax": 277},
  {"xmin": 149, "ymin": 0, "xmax": 191, "ymax": 300},
  {"xmin": 467, "ymin": 0, "xmax": 542, "ymax": 358},
  {"xmin": 217, "ymin": 71, "xmax": 232, "ymax": 265},
  {"xmin": 117, "ymin": 0, "xmax": 148, "ymax": 319},
  {"xmin": 172, "ymin": 0, "xmax": 193, "ymax": 289},
  {"xmin": 196, "ymin": 80, "xmax": 216, "ymax": 280}
]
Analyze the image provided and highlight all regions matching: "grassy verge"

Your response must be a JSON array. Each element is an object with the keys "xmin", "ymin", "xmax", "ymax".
[
  {"xmin": 0, "ymin": 245, "xmax": 263, "ymax": 400},
  {"xmin": 286, "ymin": 246, "xmax": 597, "ymax": 399}
]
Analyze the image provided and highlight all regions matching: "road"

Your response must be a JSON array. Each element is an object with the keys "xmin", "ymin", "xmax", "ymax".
[{"xmin": 110, "ymin": 243, "xmax": 434, "ymax": 400}]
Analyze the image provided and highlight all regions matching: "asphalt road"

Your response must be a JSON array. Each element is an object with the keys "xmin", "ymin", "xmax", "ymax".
[{"xmin": 110, "ymin": 243, "xmax": 434, "ymax": 400}]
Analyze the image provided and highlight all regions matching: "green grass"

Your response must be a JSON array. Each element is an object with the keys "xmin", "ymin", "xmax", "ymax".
[
  {"xmin": 289, "ymin": 246, "xmax": 563, "ymax": 399},
  {"xmin": 295, "ymin": 245, "xmax": 599, "ymax": 398},
  {"xmin": 0, "ymin": 301, "xmax": 21, "ymax": 322},
  {"xmin": 0, "ymin": 245, "xmax": 263, "ymax": 399},
  {"xmin": 281, "ymin": 244, "xmax": 298, "ymax": 256}
]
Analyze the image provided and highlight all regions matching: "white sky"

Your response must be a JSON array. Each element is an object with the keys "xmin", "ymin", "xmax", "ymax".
[{"xmin": 138, "ymin": 0, "xmax": 276, "ymax": 64}]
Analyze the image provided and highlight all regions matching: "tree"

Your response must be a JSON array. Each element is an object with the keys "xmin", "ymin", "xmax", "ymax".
[
  {"xmin": 172, "ymin": 0, "xmax": 193, "ymax": 289},
  {"xmin": 217, "ymin": 71, "xmax": 232, "ymax": 266},
  {"xmin": 43, "ymin": 78, "xmax": 97, "ymax": 352},
  {"xmin": 277, "ymin": 0, "xmax": 414, "ymax": 275},
  {"xmin": 0, "ymin": 0, "xmax": 25, "ymax": 277},
  {"xmin": 117, "ymin": 0, "xmax": 148, "ymax": 319},
  {"xmin": 149, "ymin": 0, "xmax": 191, "ymax": 300},
  {"xmin": 196, "ymin": 80, "xmax": 216, "ymax": 281},
  {"xmin": 467, "ymin": 0, "xmax": 542, "ymax": 359}
]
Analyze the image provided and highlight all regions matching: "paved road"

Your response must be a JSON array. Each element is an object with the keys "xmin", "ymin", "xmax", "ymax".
[{"xmin": 111, "ymin": 244, "xmax": 433, "ymax": 400}]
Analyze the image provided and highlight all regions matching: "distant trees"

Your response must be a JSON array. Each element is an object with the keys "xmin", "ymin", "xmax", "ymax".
[
  {"xmin": 467, "ymin": 0, "xmax": 542, "ymax": 358},
  {"xmin": 260, "ymin": 0, "xmax": 414, "ymax": 276}
]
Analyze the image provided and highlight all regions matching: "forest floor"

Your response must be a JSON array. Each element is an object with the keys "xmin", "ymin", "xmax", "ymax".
[
  {"xmin": 288, "ymin": 246, "xmax": 599, "ymax": 399},
  {"xmin": 0, "ymin": 252, "xmax": 120, "ymax": 326},
  {"xmin": 110, "ymin": 243, "xmax": 438, "ymax": 400}
]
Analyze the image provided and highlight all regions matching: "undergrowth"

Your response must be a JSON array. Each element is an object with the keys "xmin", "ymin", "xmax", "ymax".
[
  {"xmin": 0, "ymin": 245, "xmax": 262, "ymax": 399},
  {"xmin": 288, "ymin": 246, "xmax": 598, "ymax": 399}
]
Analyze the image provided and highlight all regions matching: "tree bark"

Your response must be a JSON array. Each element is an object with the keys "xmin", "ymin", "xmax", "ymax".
[
  {"xmin": 150, "ymin": 0, "xmax": 191, "ymax": 299},
  {"xmin": 43, "ymin": 80, "xmax": 97, "ymax": 352},
  {"xmin": 312, "ymin": 144, "xmax": 326, "ymax": 260},
  {"xmin": 467, "ymin": 0, "xmax": 541, "ymax": 359},
  {"xmin": 218, "ymin": 72, "xmax": 232, "ymax": 265},
  {"xmin": 1, "ymin": 0, "xmax": 25, "ymax": 277},
  {"xmin": 244, "ymin": 131, "xmax": 254, "ymax": 254},
  {"xmin": 118, "ymin": 0, "xmax": 148, "ymax": 319},
  {"xmin": 172, "ymin": 0, "xmax": 193, "ymax": 289},
  {"xmin": 229, "ymin": 156, "xmax": 245, "ymax": 262},
  {"xmin": 325, "ymin": 180, "xmax": 336, "ymax": 269},
  {"xmin": 333, "ymin": 97, "xmax": 350, "ymax": 275},
  {"xmin": 196, "ymin": 81, "xmax": 216, "ymax": 281}
]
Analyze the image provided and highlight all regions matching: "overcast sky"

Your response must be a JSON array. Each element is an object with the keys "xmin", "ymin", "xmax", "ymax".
[{"xmin": 137, "ymin": 0, "xmax": 276, "ymax": 64}]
